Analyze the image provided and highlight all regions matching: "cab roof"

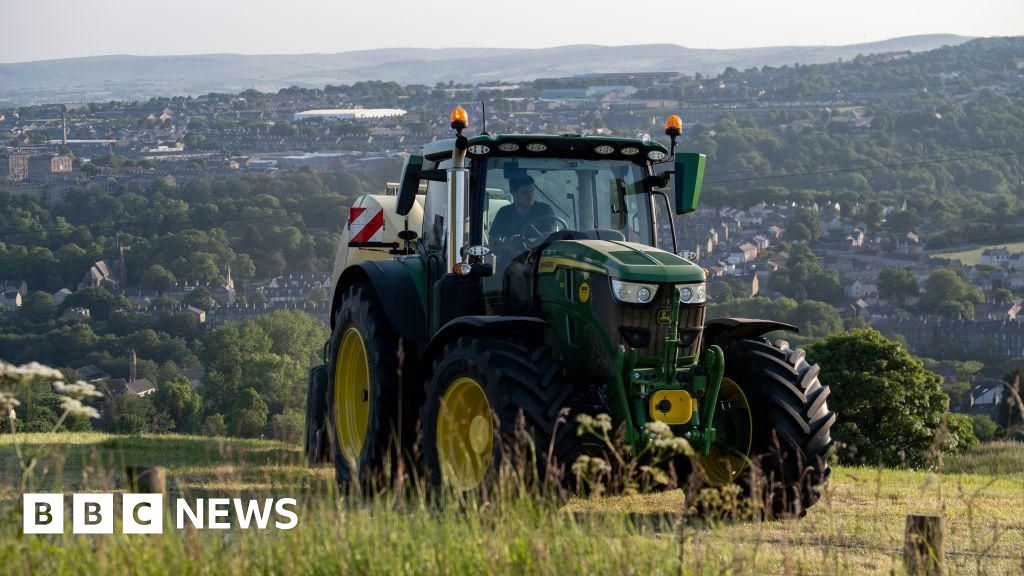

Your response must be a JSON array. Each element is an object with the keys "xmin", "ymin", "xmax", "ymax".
[{"xmin": 420, "ymin": 133, "xmax": 670, "ymax": 163}]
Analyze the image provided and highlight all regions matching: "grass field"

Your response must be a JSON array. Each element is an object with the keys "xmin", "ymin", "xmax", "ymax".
[
  {"xmin": 930, "ymin": 241, "xmax": 1024, "ymax": 265},
  {"xmin": 1, "ymin": 433, "xmax": 1022, "ymax": 575}
]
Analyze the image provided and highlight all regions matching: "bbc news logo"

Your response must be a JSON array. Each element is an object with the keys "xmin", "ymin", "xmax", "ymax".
[{"xmin": 23, "ymin": 494, "xmax": 298, "ymax": 534}]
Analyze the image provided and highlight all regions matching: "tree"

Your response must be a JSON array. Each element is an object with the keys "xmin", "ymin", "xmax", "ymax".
[
  {"xmin": 808, "ymin": 329, "xmax": 963, "ymax": 468},
  {"xmin": 878, "ymin": 267, "xmax": 919, "ymax": 305},
  {"xmin": 202, "ymin": 413, "xmax": 228, "ymax": 437},
  {"xmin": 991, "ymin": 288, "xmax": 1014, "ymax": 303},
  {"xmin": 182, "ymin": 286, "xmax": 215, "ymax": 310},
  {"xmin": 109, "ymin": 395, "xmax": 156, "ymax": 434},
  {"xmin": 968, "ymin": 414, "xmax": 999, "ymax": 442},
  {"xmin": 228, "ymin": 388, "xmax": 268, "ymax": 437},
  {"xmin": 789, "ymin": 300, "xmax": 843, "ymax": 339},
  {"xmin": 152, "ymin": 376, "xmax": 202, "ymax": 434},
  {"xmin": 920, "ymin": 269, "xmax": 984, "ymax": 317},
  {"xmin": 784, "ymin": 222, "xmax": 812, "ymax": 242},
  {"xmin": 788, "ymin": 208, "xmax": 821, "ymax": 239},
  {"xmin": 21, "ymin": 291, "xmax": 56, "ymax": 324},
  {"xmin": 141, "ymin": 264, "xmax": 176, "ymax": 294},
  {"xmin": 60, "ymin": 286, "xmax": 133, "ymax": 321}
]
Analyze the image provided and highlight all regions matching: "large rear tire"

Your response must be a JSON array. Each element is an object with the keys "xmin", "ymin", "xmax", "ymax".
[
  {"xmin": 326, "ymin": 283, "xmax": 401, "ymax": 487},
  {"xmin": 419, "ymin": 336, "xmax": 574, "ymax": 495},
  {"xmin": 715, "ymin": 338, "xmax": 835, "ymax": 518},
  {"xmin": 305, "ymin": 363, "xmax": 329, "ymax": 466}
]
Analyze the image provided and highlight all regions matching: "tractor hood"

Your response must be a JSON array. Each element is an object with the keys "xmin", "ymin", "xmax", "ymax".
[{"xmin": 541, "ymin": 239, "xmax": 705, "ymax": 283}]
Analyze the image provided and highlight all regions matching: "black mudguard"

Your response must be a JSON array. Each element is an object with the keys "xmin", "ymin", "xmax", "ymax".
[
  {"xmin": 420, "ymin": 316, "xmax": 548, "ymax": 367},
  {"xmin": 332, "ymin": 260, "xmax": 428, "ymax": 344},
  {"xmin": 702, "ymin": 317, "xmax": 799, "ymax": 349}
]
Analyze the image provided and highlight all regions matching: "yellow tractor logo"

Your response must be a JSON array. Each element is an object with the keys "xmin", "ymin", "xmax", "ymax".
[
  {"xmin": 578, "ymin": 282, "xmax": 591, "ymax": 303},
  {"xmin": 657, "ymin": 308, "xmax": 672, "ymax": 325}
]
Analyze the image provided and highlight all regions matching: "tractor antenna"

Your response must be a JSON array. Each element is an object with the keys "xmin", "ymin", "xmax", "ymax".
[{"xmin": 479, "ymin": 99, "xmax": 488, "ymax": 136}]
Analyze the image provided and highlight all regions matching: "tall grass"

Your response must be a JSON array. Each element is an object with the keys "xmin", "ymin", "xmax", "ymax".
[{"xmin": 1, "ymin": 433, "xmax": 1022, "ymax": 575}]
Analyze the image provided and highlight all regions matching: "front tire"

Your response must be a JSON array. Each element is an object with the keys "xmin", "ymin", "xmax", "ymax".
[
  {"xmin": 419, "ymin": 336, "xmax": 573, "ymax": 494},
  {"xmin": 715, "ymin": 338, "xmax": 835, "ymax": 518},
  {"xmin": 326, "ymin": 283, "xmax": 401, "ymax": 487}
]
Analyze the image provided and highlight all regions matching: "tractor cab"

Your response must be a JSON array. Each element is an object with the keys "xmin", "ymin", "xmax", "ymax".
[{"xmin": 396, "ymin": 124, "xmax": 706, "ymax": 325}]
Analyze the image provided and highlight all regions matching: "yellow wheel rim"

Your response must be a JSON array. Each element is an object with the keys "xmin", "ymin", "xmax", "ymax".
[
  {"xmin": 699, "ymin": 378, "xmax": 753, "ymax": 486},
  {"xmin": 436, "ymin": 377, "xmax": 494, "ymax": 490},
  {"xmin": 334, "ymin": 327, "xmax": 370, "ymax": 468}
]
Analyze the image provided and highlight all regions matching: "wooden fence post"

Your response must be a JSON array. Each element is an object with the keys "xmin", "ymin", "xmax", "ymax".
[
  {"xmin": 126, "ymin": 466, "xmax": 166, "ymax": 493},
  {"xmin": 904, "ymin": 514, "xmax": 944, "ymax": 575}
]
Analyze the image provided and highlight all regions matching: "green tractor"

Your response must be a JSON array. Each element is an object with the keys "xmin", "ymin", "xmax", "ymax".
[{"xmin": 305, "ymin": 108, "xmax": 835, "ymax": 515}]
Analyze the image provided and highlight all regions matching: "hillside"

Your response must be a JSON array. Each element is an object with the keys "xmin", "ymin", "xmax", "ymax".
[{"xmin": 0, "ymin": 34, "xmax": 971, "ymax": 105}]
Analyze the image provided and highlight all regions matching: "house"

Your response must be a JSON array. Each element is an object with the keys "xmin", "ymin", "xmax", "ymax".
[
  {"xmin": 106, "ymin": 378, "xmax": 156, "ymax": 397},
  {"xmin": 52, "ymin": 288, "xmax": 73, "ymax": 306},
  {"xmin": 76, "ymin": 364, "xmax": 111, "ymax": 383},
  {"xmin": 850, "ymin": 299, "xmax": 871, "ymax": 318},
  {"xmin": 0, "ymin": 289, "xmax": 22, "ymax": 309},
  {"xmin": 968, "ymin": 381, "xmax": 1003, "ymax": 416},
  {"xmin": 767, "ymin": 225, "xmax": 784, "ymax": 239},
  {"xmin": 727, "ymin": 242, "xmax": 759, "ymax": 265},
  {"xmin": 751, "ymin": 234, "xmax": 771, "ymax": 250},
  {"xmin": 975, "ymin": 302, "xmax": 1021, "ymax": 322},
  {"xmin": 1, "ymin": 281, "xmax": 28, "ymax": 297},
  {"xmin": 980, "ymin": 247, "xmax": 1012, "ymax": 266},
  {"xmin": 78, "ymin": 260, "xmax": 121, "ymax": 291},
  {"xmin": 186, "ymin": 305, "xmax": 206, "ymax": 324},
  {"xmin": 847, "ymin": 280, "xmax": 879, "ymax": 301},
  {"xmin": 210, "ymin": 267, "xmax": 236, "ymax": 306},
  {"xmin": 846, "ymin": 229, "xmax": 865, "ymax": 248}
]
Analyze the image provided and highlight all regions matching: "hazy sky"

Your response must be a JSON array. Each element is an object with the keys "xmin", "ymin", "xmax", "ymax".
[{"xmin": 3, "ymin": 0, "xmax": 1023, "ymax": 63}]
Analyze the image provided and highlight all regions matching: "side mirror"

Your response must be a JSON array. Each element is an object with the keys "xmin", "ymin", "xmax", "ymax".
[
  {"xmin": 396, "ymin": 155, "xmax": 424, "ymax": 216},
  {"xmin": 673, "ymin": 152, "xmax": 706, "ymax": 214}
]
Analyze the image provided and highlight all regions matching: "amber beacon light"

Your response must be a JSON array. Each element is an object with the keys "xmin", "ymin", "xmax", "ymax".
[
  {"xmin": 450, "ymin": 106, "xmax": 469, "ymax": 132},
  {"xmin": 664, "ymin": 114, "xmax": 683, "ymax": 137}
]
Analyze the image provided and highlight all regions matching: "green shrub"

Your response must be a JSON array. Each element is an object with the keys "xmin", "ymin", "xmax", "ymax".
[
  {"xmin": 808, "ymin": 329, "xmax": 952, "ymax": 468},
  {"xmin": 968, "ymin": 413, "xmax": 999, "ymax": 442}
]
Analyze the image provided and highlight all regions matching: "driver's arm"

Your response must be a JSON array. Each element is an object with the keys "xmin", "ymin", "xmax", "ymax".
[{"xmin": 490, "ymin": 205, "xmax": 515, "ymax": 241}]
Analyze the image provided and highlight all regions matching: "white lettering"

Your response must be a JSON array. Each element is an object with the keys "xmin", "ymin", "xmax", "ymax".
[{"xmin": 274, "ymin": 498, "xmax": 298, "ymax": 530}]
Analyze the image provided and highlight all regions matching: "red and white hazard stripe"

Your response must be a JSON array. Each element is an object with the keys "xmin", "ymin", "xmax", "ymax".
[{"xmin": 348, "ymin": 207, "xmax": 385, "ymax": 243}]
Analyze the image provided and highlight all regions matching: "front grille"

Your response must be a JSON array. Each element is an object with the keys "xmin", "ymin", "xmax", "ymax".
[{"xmin": 615, "ymin": 283, "xmax": 705, "ymax": 359}]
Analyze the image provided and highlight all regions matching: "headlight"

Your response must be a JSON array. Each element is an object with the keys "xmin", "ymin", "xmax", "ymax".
[
  {"xmin": 676, "ymin": 282, "xmax": 706, "ymax": 304},
  {"xmin": 611, "ymin": 279, "xmax": 658, "ymax": 304}
]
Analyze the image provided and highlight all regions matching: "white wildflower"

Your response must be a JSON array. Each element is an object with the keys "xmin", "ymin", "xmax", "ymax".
[
  {"xmin": 60, "ymin": 397, "xmax": 100, "ymax": 419},
  {"xmin": 594, "ymin": 413, "xmax": 613, "ymax": 433},
  {"xmin": 7, "ymin": 362, "xmax": 64, "ymax": 380},
  {"xmin": 54, "ymin": 380, "xmax": 103, "ymax": 399},
  {"xmin": 571, "ymin": 455, "xmax": 592, "ymax": 476},
  {"xmin": 0, "ymin": 391, "xmax": 21, "ymax": 412},
  {"xmin": 589, "ymin": 457, "xmax": 611, "ymax": 475},
  {"xmin": 644, "ymin": 420, "xmax": 672, "ymax": 440},
  {"xmin": 640, "ymin": 465, "xmax": 671, "ymax": 486}
]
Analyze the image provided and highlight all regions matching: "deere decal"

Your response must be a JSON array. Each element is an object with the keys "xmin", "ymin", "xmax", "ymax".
[{"xmin": 578, "ymin": 281, "xmax": 591, "ymax": 303}]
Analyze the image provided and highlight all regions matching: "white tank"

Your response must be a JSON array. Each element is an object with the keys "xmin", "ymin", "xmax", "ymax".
[{"xmin": 331, "ymin": 194, "xmax": 424, "ymax": 284}]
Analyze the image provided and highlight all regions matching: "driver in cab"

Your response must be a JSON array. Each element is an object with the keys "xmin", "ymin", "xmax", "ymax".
[{"xmin": 490, "ymin": 175, "xmax": 554, "ymax": 243}]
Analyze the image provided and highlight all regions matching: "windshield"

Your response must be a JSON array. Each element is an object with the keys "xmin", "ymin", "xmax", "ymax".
[{"xmin": 481, "ymin": 157, "xmax": 653, "ymax": 248}]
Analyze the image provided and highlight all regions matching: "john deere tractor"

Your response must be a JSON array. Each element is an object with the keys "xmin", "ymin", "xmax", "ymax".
[{"xmin": 305, "ymin": 108, "xmax": 835, "ymax": 515}]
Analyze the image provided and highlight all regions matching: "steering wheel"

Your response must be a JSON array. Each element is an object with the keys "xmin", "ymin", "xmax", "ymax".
[{"xmin": 517, "ymin": 215, "xmax": 570, "ymax": 249}]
